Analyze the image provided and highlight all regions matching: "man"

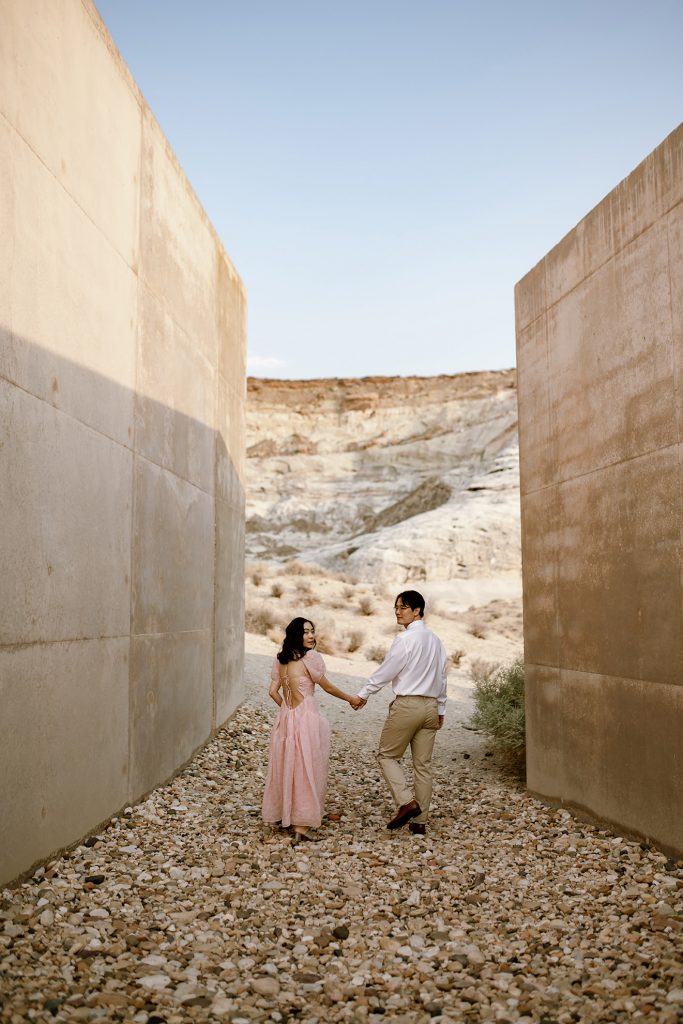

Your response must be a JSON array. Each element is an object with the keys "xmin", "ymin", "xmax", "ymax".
[{"xmin": 356, "ymin": 590, "xmax": 447, "ymax": 836}]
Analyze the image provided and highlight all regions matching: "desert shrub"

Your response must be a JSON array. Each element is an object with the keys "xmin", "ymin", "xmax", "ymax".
[
  {"xmin": 469, "ymin": 658, "xmax": 496, "ymax": 681},
  {"xmin": 315, "ymin": 635, "xmax": 337, "ymax": 656},
  {"xmin": 468, "ymin": 620, "xmax": 487, "ymax": 639},
  {"xmin": 245, "ymin": 605, "xmax": 276, "ymax": 636},
  {"xmin": 450, "ymin": 648, "xmax": 466, "ymax": 667},
  {"xmin": 470, "ymin": 658, "xmax": 525, "ymax": 761},
  {"xmin": 432, "ymin": 604, "xmax": 458, "ymax": 621},
  {"xmin": 346, "ymin": 630, "xmax": 364, "ymax": 653},
  {"xmin": 365, "ymin": 644, "xmax": 386, "ymax": 663},
  {"xmin": 250, "ymin": 571, "xmax": 263, "ymax": 587},
  {"xmin": 297, "ymin": 580, "xmax": 312, "ymax": 597},
  {"xmin": 335, "ymin": 573, "xmax": 358, "ymax": 586},
  {"xmin": 359, "ymin": 596, "xmax": 374, "ymax": 616},
  {"xmin": 343, "ymin": 586, "xmax": 354, "ymax": 600},
  {"xmin": 284, "ymin": 559, "xmax": 309, "ymax": 576},
  {"xmin": 271, "ymin": 582, "xmax": 283, "ymax": 599},
  {"xmin": 284, "ymin": 559, "xmax": 327, "ymax": 577}
]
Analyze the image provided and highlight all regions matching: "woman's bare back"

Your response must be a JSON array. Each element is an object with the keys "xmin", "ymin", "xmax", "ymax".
[{"xmin": 279, "ymin": 659, "xmax": 312, "ymax": 708}]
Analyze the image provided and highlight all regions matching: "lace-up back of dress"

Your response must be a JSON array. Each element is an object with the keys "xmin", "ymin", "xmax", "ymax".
[{"xmin": 279, "ymin": 658, "xmax": 313, "ymax": 709}]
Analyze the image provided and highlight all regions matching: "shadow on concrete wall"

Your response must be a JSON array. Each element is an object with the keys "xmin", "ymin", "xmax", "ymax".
[{"xmin": 0, "ymin": 331, "xmax": 245, "ymax": 884}]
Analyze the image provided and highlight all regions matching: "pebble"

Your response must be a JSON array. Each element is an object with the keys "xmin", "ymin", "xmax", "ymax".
[{"xmin": 1, "ymin": 664, "xmax": 681, "ymax": 1024}]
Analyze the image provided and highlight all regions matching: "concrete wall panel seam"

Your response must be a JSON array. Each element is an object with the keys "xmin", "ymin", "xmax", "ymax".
[
  {"xmin": 0, "ymin": 351, "xmax": 136, "ymax": 453},
  {"xmin": 524, "ymin": 661, "xmax": 683, "ymax": 690},
  {"xmin": 0, "ymin": 110, "xmax": 138, "ymax": 277},
  {"xmin": 542, "ymin": 215, "xmax": 675, "ymax": 315},
  {"xmin": 520, "ymin": 439, "xmax": 681, "ymax": 497},
  {"xmin": 666, "ymin": 212, "xmax": 683, "ymax": 447}
]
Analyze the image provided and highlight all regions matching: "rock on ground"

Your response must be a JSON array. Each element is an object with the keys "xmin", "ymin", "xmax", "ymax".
[{"xmin": 1, "ymin": 649, "xmax": 681, "ymax": 1024}]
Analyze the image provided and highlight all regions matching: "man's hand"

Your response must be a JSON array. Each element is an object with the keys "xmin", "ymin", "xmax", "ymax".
[
  {"xmin": 437, "ymin": 715, "xmax": 444, "ymax": 730},
  {"xmin": 353, "ymin": 697, "xmax": 367, "ymax": 711}
]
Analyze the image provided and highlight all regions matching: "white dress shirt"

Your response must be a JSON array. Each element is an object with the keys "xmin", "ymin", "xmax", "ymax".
[{"xmin": 358, "ymin": 619, "xmax": 448, "ymax": 715}]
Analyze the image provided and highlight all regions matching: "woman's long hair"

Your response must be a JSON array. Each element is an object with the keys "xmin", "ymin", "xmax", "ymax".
[{"xmin": 277, "ymin": 617, "xmax": 314, "ymax": 664}]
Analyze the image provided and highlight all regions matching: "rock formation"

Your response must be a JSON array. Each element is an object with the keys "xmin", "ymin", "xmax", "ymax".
[{"xmin": 246, "ymin": 370, "xmax": 520, "ymax": 611}]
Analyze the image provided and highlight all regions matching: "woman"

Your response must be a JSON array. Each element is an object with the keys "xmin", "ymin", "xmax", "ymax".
[{"xmin": 262, "ymin": 617, "xmax": 362, "ymax": 842}]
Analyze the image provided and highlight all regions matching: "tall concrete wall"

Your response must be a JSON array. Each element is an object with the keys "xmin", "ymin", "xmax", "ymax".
[
  {"xmin": 0, "ymin": 0, "xmax": 246, "ymax": 884},
  {"xmin": 515, "ymin": 123, "xmax": 682, "ymax": 855}
]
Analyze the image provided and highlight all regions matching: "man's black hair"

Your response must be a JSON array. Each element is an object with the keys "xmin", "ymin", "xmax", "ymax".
[{"xmin": 394, "ymin": 590, "xmax": 425, "ymax": 618}]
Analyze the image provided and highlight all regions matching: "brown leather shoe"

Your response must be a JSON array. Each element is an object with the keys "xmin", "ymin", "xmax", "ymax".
[
  {"xmin": 387, "ymin": 800, "xmax": 421, "ymax": 830},
  {"xmin": 409, "ymin": 822, "xmax": 426, "ymax": 835}
]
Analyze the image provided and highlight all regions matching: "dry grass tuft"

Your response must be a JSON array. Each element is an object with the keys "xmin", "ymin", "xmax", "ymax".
[
  {"xmin": 245, "ymin": 605, "xmax": 277, "ymax": 636},
  {"xmin": 365, "ymin": 643, "xmax": 387, "ymax": 663},
  {"xmin": 450, "ymin": 648, "xmax": 466, "ymax": 667},
  {"xmin": 346, "ymin": 630, "xmax": 364, "ymax": 653},
  {"xmin": 315, "ymin": 635, "xmax": 337, "ymax": 656},
  {"xmin": 283, "ymin": 559, "xmax": 309, "ymax": 576},
  {"xmin": 284, "ymin": 559, "xmax": 327, "ymax": 577},
  {"xmin": 469, "ymin": 658, "xmax": 496, "ymax": 681},
  {"xmin": 359, "ymin": 596, "xmax": 374, "ymax": 616}
]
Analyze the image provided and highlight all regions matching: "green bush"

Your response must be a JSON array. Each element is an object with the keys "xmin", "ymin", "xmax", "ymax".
[{"xmin": 470, "ymin": 658, "xmax": 525, "ymax": 760}]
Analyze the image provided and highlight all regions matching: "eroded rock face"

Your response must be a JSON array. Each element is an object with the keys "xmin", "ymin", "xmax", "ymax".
[{"xmin": 246, "ymin": 370, "xmax": 520, "ymax": 593}]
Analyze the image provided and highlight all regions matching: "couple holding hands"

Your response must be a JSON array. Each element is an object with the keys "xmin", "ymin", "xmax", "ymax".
[{"xmin": 261, "ymin": 590, "xmax": 448, "ymax": 843}]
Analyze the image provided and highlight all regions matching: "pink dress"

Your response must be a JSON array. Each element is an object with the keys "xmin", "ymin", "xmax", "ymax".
[{"xmin": 261, "ymin": 651, "xmax": 331, "ymax": 829}]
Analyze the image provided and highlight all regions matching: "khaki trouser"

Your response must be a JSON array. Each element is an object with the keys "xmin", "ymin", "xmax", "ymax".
[{"xmin": 377, "ymin": 695, "xmax": 440, "ymax": 824}]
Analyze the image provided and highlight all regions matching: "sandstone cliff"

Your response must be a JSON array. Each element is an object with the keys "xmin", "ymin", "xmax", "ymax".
[{"xmin": 246, "ymin": 370, "xmax": 521, "ymax": 612}]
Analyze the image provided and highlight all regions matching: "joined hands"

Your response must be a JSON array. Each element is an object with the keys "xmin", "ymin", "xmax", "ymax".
[{"xmin": 348, "ymin": 695, "xmax": 367, "ymax": 711}]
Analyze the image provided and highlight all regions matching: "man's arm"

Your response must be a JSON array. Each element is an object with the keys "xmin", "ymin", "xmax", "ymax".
[
  {"xmin": 357, "ymin": 635, "xmax": 409, "ymax": 702},
  {"xmin": 436, "ymin": 640, "xmax": 448, "ymax": 723}
]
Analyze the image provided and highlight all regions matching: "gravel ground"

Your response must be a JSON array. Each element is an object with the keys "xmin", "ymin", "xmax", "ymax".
[{"xmin": 1, "ymin": 647, "xmax": 681, "ymax": 1024}]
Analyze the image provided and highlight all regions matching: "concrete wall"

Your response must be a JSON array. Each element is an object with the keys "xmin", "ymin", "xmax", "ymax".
[
  {"xmin": 515, "ymin": 123, "xmax": 683, "ymax": 855},
  {"xmin": 0, "ymin": 0, "xmax": 246, "ymax": 884}
]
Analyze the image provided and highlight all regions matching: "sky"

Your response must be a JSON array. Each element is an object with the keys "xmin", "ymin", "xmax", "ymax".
[{"xmin": 96, "ymin": 0, "xmax": 683, "ymax": 380}]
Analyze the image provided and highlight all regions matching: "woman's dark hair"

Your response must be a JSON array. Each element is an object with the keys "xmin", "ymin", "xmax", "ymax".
[
  {"xmin": 277, "ymin": 617, "xmax": 315, "ymax": 664},
  {"xmin": 394, "ymin": 590, "xmax": 425, "ymax": 618}
]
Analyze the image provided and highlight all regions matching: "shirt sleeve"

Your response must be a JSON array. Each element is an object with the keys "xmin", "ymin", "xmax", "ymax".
[
  {"xmin": 357, "ymin": 635, "xmax": 409, "ymax": 700},
  {"xmin": 304, "ymin": 651, "xmax": 326, "ymax": 683},
  {"xmin": 437, "ymin": 641, "xmax": 448, "ymax": 716}
]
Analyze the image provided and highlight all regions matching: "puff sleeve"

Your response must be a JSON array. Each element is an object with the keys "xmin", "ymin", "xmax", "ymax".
[{"xmin": 303, "ymin": 650, "xmax": 326, "ymax": 683}]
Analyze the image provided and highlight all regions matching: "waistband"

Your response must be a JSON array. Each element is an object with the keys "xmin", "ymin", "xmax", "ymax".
[{"xmin": 394, "ymin": 694, "xmax": 438, "ymax": 702}]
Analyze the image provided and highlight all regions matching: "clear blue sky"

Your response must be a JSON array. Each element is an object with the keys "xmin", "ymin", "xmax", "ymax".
[{"xmin": 96, "ymin": 0, "xmax": 683, "ymax": 380}]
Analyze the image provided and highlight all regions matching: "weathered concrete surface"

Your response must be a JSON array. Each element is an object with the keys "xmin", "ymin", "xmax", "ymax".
[
  {"xmin": 0, "ymin": 0, "xmax": 246, "ymax": 884},
  {"xmin": 515, "ymin": 122, "xmax": 683, "ymax": 854}
]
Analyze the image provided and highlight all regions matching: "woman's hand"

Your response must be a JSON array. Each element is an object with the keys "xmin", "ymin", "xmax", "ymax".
[
  {"xmin": 348, "ymin": 695, "xmax": 365, "ymax": 710},
  {"xmin": 269, "ymin": 682, "xmax": 283, "ymax": 707}
]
